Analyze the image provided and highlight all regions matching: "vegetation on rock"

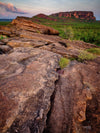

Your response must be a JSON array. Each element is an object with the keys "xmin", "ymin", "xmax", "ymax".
[
  {"xmin": 78, "ymin": 50, "xmax": 97, "ymax": 62},
  {"xmin": 59, "ymin": 57, "xmax": 70, "ymax": 69},
  {"xmin": 0, "ymin": 35, "xmax": 7, "ymax": 40},
  {"xmin": 86, "ymin": 48, "xmax": 100, "ymax": 55}
]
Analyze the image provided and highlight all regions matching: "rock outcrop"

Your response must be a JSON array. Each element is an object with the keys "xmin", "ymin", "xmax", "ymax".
[
  {"xmin": 0, "ymin": 17, "xmax": 59, "ymax": 37},
  {"xmin": 0, "ymin": 46, "xmax": 100, "ymax": 133},
  {"xmin": 50, "ymin": 11, "xmax": 96, "ymax": 21},
  {"xmin": 0, "ymin": 34, "xmax": 97, "ymax": 58},
  {"xmin": 0, "ymin": 47, "xmax": 61, "ymax": 133},
  {"xmin": 0, "ymin": 18, "xmax": 100, "ymax": 133}
]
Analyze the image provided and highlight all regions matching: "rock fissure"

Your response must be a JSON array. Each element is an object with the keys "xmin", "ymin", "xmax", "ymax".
[{"xmin": 43, "ymin": 75, "xmax": 60, "ymax": 133}]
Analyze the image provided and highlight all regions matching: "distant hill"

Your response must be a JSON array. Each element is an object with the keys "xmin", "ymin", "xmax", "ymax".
[
  {"xmin": 0, "ymin": 11, "xmax": 96, "ymax": 23},
  {"xmin": 33, "ymin": 14, "xmax": 55, "ymax": 21},
  {"xmin": 33, "ymin": 11, "xmax": 96, "ymax": 22}
]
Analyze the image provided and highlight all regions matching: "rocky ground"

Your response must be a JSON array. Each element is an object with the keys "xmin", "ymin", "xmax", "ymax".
[{"xmin": 0, "ymin": 17, "xmax": 100, "ymax": 133}]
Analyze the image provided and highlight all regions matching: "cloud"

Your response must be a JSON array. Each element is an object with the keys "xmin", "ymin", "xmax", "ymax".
[{"xmin": 0, "ymin": 2, "xmax": 27, "ymax": 14}]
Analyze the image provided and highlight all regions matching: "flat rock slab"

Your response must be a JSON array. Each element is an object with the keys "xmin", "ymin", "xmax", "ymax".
[{"xmin": 0, "ymin": 47, "xmax": 61, "ymax": 133}]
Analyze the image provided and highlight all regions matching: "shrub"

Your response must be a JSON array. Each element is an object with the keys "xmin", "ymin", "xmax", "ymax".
[
  {"xmin": 0, "ymin": 35, "xmax": 7, "ymax": 40},
  {"xmin": 64, "ymin": 26, "xmax": 74, "ymax": 40},
  {"xmin": 78, "ymin": 50, "xmax": 97, "ymax": 62},
  {"xmin": 86, "ymin": 48, "xmax": 100, "ymax": 55},
  {"xmin": 0, "ymin": 35, "xmax": 4, "ymax": 40},
  {"xmin": 59, "ymin": 57, "xmax": 70, "ymax": 69}
]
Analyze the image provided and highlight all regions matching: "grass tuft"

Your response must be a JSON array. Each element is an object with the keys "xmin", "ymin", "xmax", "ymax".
[
  {"xmin": 78, "ymin": 50, "xmax": 97, "ymax": 62},
  {"xmin": 0, "ymin": 35, "xmax": 7, "ymax": 40},
  {"xmin": 59, "ymin": 57, "xmax": 70, "ymax": 69}
]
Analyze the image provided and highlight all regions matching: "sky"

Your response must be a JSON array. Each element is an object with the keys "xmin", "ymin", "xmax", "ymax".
[{"xmin": 0, "ymin": 0, "xmax": 100, "ymax": 20}]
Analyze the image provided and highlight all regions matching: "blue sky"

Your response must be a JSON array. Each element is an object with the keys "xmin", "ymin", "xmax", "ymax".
[{"xmin": 0, "ymin": 0, "xmax": 100, "ymax": 20}]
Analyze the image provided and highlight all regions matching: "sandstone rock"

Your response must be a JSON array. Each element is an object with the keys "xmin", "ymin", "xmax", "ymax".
[
  {"xmin": 1, "ymin": 31, "xmax": 98, "ymax": 59},
  {"xmin": 7, "ymin": 37, "xmax": 47, "ymax": 48},
  {"xmin": 0, "ymin": 47, "xmax": 61, "ymax": 133},
  {"xmin": 33, "ymin": 11, "xmax": 96, "ymax": 22},
  {"xmin": 0, "ymin": 30, "xmax": 11, "ymax": 36},
  {"xmin": 50, "ymin": 11, "xmax": 96, "ymax": 21},
  {"xmin": 0, "ymin": 41, "xmax": 6, "ymax": 45},
  {"xmin": 11, "ymin": 17, "xmax": 59, "ymax": 35},
  {"xmin": 2, "ymin": 35, "xmax": 81, "ymax": 58},
  {"xmin": 0, "ymin": 45, "xmax": 12, "ymax": 54},
  {"xmin": 40, "ymin": 42, "xmax": 80, "ymax": 58},
  {"xmin": 0, "ymin": 17, "xmax": 59, "ymax": 38},
  {"xmin": 0, "ymin": 19, "xmax": 100, "ymax": 133},
  {"xmin": 44, "ymin": 58, "xmax": 100, "ymax": 133}
]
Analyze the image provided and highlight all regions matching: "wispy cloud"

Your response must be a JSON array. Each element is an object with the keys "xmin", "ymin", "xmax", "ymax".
[
  {"xmin": 0, "ymin": 2, "xmax": 27, "ymax": 14},
  {"xmin": 0, "ymin": 0, "xmax": 99, "ymax": 19}
]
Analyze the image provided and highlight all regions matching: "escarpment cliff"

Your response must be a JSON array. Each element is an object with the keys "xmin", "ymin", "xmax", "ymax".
[
  {"xmin": 50, "ymin": 11, "xmax": 96, "ymax": 21},
  {"xmin": 0, "ymin": 17, "xmax": 100, "ymax": 133}
]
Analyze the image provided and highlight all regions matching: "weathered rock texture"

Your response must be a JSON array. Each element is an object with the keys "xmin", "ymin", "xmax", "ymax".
[
  {"xmin": 44, "ymin": 58, "xmax": 100, "ymax": 133},
  {"xmin": 0, "ymin": 47, "xmax": 61, "ymax": 133},
  {"xmin": 50, "ymin": 11, "xmax": 96, "ymax": 21},
  {"xmin": 0, "ymin": 32, "xmax": 98, "ymax": 58},
  {"xmin": 0, "ymin": 17, "xmax": 100, "ymax": 133},
  {"xmin": 0, "ymin": 17, "xmax": 59, "ymax": 37}
]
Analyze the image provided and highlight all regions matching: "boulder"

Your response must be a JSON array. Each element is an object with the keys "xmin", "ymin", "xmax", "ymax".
[{"xmin": 0, "ymin": 47, "xmax": 61, "ymax": 133}]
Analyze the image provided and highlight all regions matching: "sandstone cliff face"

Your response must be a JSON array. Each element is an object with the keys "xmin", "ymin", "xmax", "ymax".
[{"xmin": 50, "ymin": 11, "xmax": 96, "ymax": 21}]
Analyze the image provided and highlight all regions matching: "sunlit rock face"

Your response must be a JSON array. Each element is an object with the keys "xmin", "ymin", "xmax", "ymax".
[
  {"xmin": 51, "ymin": 11, "xmax": 96, "ymax": 21},
  {"xmin": 0, "ymin": 17, "xmax": 59, "ymax": 37}
]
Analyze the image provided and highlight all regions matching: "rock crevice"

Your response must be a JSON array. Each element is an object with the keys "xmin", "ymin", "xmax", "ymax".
[{"xmin": 43, "ymin": 60, "xmax": 100, "ymax": 133}]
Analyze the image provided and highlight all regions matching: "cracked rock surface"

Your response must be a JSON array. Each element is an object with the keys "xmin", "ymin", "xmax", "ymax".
[
  {"xmin": 0, "ymin": 47, "xmax": 61, "ymax": 133},
  {"xmin": 44, "ymin": 58, "xmax": 100, "ymax": 133}
]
